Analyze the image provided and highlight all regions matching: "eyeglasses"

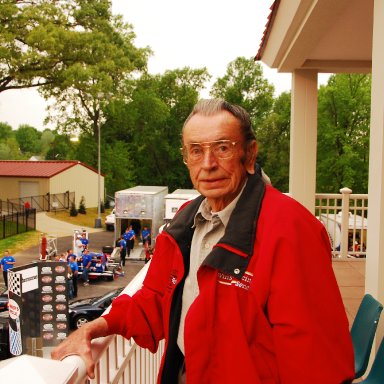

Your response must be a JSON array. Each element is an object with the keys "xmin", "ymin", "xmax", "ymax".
[{"xmin": 180, "ymin": 140, "xmax": 239, "ymax": 164}]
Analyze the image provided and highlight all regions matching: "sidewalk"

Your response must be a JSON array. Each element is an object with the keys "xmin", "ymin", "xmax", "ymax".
[{"xmin": 35, "ymin": 211, "xmax": 104, "ymax": 237}]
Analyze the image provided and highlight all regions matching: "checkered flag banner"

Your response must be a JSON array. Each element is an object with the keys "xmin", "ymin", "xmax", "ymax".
[
  {"xmin": 9, "ymin": 317, "xmax": 22, "ymax": 356},
  {"xmin": 8, "ymin": 270, "xmax": 22, "ymax": 296}
]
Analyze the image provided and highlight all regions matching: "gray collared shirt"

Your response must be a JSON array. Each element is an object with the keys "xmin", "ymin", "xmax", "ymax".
[{"xmin": 177, "ymin": 182, "xmax": 246, "ymax": 354}]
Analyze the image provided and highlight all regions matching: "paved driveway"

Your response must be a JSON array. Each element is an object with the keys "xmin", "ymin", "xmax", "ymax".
[{"xmin": 35, "ymin": 212, "xmax": 104, "ymax": 237}]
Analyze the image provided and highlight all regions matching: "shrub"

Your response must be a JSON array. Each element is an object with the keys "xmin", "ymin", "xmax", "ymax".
[
  {"xmin": 78, "ymin": 196, "xmax": 86, "ymax": 214},
  {"xmin": 69, "ymin": 202, "xmax": 78, "ymax": 217}
]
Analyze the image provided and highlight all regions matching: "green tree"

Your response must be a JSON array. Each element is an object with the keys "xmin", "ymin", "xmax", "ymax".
[
  {"xmin": 15, "ymin": 124, "xmax": 42, "ymax": 154},
  {"xmin": 45, "ymin": 131, "xmax": 74, "ymax": 160},
  {"xmin": 40, "ymin": 129, "xmax": 55, "ymax": 157},
  {"xmin": 1, "ymin": 0, "xmax": 74, "ymax": 92},
  {"xmin": 102, "ymin": 67, "xmax": 210, "ymax": 194},
  {"xmin": 317, "ymin": 74, "xmax": 371, "ymax": 193},
  {"xmin": 40, "ymin": 0, "xmax": 150, "ymax": 146},
  {"xmin": 0, "ymin": 137, "xmax": 21, "ymax": 160},
  {"xmin": 102, "ymin": 141, "xmax": 136, "ymax": 193},
  {"xmin": 257, "ymin": 92, "xmax": 291, "ymax": 192},
  {"xmin": 210, "ymin": 57, "xmax": 275, "ymax": 129},
  {"xmin": 0, "ymin": 122, "xmax": 13, "ymax": 140}
]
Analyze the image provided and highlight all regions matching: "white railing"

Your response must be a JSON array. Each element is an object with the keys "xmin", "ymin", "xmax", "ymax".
[
  {"xmin": 315, "ymin": 187, "xmax": 368, "ymax": 258},
  {"xmin": 1, "ymin": 188, "xmax": 368, "ymax": 383},
  {"xmin": 60, "ymin": 261, "xmax": 164, "ymax": 384}
]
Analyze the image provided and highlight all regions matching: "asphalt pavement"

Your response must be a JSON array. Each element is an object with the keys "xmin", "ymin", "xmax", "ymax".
[{"xmin": 6, "ymin": 213, "xmax": 145, "ymax": 300}]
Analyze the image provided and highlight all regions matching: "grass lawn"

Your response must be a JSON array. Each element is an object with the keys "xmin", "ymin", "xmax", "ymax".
[
  {"xmin": 0, "ymin": 231, "xmax": 41, "ymax": 256},
  {"xmin": 0, "ymin": 207, "xmax": 113, "ymax": 256}
]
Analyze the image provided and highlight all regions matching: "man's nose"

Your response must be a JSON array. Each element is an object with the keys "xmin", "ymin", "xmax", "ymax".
[{"xmin": 200, "ymin": 147, "xmax": 218, "ymax": 168}]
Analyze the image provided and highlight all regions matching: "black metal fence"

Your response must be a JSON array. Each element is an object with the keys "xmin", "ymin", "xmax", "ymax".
[
  {"xmin": 1, "ymin": 208, "xmax": 36, "ymax": 240},
  {"xmin": 0, "ymin": 191, "xmax": 75, "ymax": 214}
]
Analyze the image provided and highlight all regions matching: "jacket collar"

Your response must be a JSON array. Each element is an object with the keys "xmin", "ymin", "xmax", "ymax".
[{"xmin": 166, "ymin": 172, "xmax": 265, "ymax": 279}]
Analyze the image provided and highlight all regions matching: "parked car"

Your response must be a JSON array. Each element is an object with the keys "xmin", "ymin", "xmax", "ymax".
[
  {"xmin": 68, "ymin": 287, "xmax": 123, "ymax": 329},
  {"xmin": 0, "ymin": 289, "xmax": 8, "ymax": 312},
  {"xmin": 105, "ymin": 208, "xmax": 115, "ymax": 231}
]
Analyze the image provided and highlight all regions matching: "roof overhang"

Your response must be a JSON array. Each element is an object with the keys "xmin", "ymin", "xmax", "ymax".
[{"xmin": 256, "ymin": 0, "xmax": 373, "ymax": 74}]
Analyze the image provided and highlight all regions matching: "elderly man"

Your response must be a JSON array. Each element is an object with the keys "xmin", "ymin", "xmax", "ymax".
[{"xmin": 52, "ymin": 99, "xmax": 354, "ymax": 383}]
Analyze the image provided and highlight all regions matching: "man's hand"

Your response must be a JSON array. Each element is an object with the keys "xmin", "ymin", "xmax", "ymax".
[{"xmin": 51, "ymin": 317, "xmax": 109, "ymax": 379}]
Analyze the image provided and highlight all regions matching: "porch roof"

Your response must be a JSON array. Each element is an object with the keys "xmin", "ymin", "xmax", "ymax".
[{"xmin": 255, "ymin": 0, "xmax": 373, "ymax": 74}]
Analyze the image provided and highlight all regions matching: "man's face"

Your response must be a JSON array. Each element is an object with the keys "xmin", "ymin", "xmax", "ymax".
[{"xmin": 183, "ymin": 111, "xmax": 257, "ymax": 212}]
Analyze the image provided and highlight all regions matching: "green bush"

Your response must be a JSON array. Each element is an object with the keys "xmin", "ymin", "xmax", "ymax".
[
  {"xmin": 70, "ymin": 202, "xmax": 78, "ymax": 217},
  {"xmin": 78, "ymin": 196, "xmax": 86, "ymax": 214}
]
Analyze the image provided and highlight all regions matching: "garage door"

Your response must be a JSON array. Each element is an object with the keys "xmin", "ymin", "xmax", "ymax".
[{"xmin": 19, "ymin": 181, "xmax": 39, "ymax": 198}]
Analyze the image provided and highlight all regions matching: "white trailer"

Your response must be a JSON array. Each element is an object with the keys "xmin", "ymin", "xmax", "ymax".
[
  {"xmin": 114, "ymin": 186, "xmax": 168, "ymax": 247},
  {"xmin": 164, "ymin": 189, "xmax": 200, "ymax": 222}
]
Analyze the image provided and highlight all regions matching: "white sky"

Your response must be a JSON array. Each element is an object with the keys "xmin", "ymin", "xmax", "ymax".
[{"xmin": 0, "ymin": 0, "xmax": 327, "ymax": 131}]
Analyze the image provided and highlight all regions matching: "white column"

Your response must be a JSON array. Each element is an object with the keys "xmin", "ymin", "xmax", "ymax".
[
  {"xmin": 289, "ymin": 69, "xmax": 318, "ymax": 213},
  {"xmin": 365, "ymin": 0, "xmax": 384, "ymax": 305}
]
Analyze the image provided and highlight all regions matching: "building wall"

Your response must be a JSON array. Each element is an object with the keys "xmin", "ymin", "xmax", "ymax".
[
  {"xmin": 0, "ymin": 177, "xmax": 49, "ymax": 201},
  {"xmin": 50, "ymin": 164, "xmax": 104, "ymax": 208}
]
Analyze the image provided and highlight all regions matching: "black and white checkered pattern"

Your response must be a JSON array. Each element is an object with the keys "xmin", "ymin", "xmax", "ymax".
[
  {"xmin": 9, "ymin": 318, "xmax": 22, "ymax": 356},
  {"xmin": 8, "ymin": 271, "xmax": 22, "ymax": 296}
]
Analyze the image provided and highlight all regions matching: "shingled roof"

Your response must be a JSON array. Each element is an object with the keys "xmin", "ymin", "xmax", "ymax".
[
  {"xmin": 255, "ymin": 0, "xmax": 279, "ymax": 61},
  {"xmin": 0, "ymin": 160, "xmax": 99, "ymax": 178}
]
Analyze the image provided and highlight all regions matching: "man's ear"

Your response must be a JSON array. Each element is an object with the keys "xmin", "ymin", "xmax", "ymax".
[{"xmin": 245, "ymin": 141, "xmax": 258, "ymax": 174}]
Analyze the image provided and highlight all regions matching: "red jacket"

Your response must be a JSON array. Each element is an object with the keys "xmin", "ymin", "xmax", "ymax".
[{"xmin": 104, "ymin": 174, "xmax": 354, "ymax": 383}]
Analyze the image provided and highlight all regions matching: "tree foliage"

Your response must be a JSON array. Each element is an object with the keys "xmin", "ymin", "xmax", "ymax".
[
  {"xmin": 210, "ymin": 57, "xmax": 275, "ymax": 129},
  {"xmin": 39, "ymin": 0, "xmax": 151, "ymax": 142},
  {"xmin": 1, "ymin": 0, "xmax": 75, "ymax": 92},
  {"xmin": 15, "ymin": 124, "xmax": 42, "ymax": 154},
  {"xmin": 0, "ymin": 122, "xmax": 13, "ymax": 140},
  {"xmin": 0, "ymin": 0, "xmax": 150, "ymax": 96},
  {"xmin": 257, "ymin": 92, "xmax": 291, "ymax": 192},
  {"xmin": 317, "ymin": 74, "xmax": 371, "ymax": 193},
  {"xmin": 100, "ymin": 67, "xmax": 210, "ymax": 193}
]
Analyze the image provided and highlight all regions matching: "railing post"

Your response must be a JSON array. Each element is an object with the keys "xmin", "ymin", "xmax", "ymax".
[{"xmin": 340, "ymin": 187, "xmax": 352, "ymax": 258}]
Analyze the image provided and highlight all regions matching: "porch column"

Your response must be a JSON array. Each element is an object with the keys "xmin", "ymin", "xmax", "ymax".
[
  {"xmin": 366, "ymin": 0, "xmax": 384, "ymax": 313},
  {"xmin": 289, "ymin": 69, "xmax": 318, "ymax": 213}
]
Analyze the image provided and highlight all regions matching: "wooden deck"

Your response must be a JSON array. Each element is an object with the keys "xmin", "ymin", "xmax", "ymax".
[{"xmin": 332, "ymin": 259, "xmax": 366, "ymax": 327}]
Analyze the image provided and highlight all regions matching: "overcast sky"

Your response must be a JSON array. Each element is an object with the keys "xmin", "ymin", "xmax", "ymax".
[{"xmin": 0, "ymin": 0, "xmax": 321, "ymax": 131}]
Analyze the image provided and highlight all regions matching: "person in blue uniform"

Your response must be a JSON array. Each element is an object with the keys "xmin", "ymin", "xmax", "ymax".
[
  {"xmin": 68, "ymin": 254, "xmax": 79, "ymax": 298},
  {"xmin": 123, "ymin": 226, "xmax": 136, "ymax": 257},
  {"xmin": 1, "ymin": 250, "xmax": 16, "ymax": 288},
  {"xmin": 81, "ymin": 249, "xmax": 92, "ymax": 286},
  {"xmin": 119, "ymin": 236, "xmax": 127, "ymax": 267},
  {"xmin": 81, "ymin": 233, "xmax": 89, "ymax": 251},
  {"xmin": 141, "ymin": 227, "xmax": 151, "ymax": 247}
]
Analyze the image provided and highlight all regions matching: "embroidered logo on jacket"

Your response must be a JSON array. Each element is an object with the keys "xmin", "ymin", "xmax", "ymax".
[
  {"xmin": 217, "ymin": 271, "xmax": 253, "ymax": 290},
  {"xmin": 166, "ymin": 270, "xmax": 178, "ymax": 292}
]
